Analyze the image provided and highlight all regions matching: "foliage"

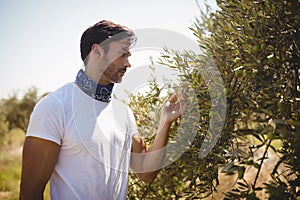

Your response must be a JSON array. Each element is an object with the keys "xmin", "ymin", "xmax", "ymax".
[
  {"xmin": 205, "ymin": 0, "xmax": 300, "ymax": 198},
  {"xmin": 128, "ymin": 0, "xmax": 299, "ymax": 199},
  {"xmin": 0, "ymin": 109, "xmax": 9, "ymax": 144},
  {"xmin": 0, "ymin": 87, "xmax": 44, "ymax": 137},
  {"xmin": 127, "ymin": 60, "xmax": 225, "ymax": 199}
]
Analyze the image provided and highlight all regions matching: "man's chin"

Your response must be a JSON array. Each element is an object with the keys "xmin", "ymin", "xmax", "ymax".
[{"xmin": 116, "ymin": 77, "xmax": 122, "ymax": 83}]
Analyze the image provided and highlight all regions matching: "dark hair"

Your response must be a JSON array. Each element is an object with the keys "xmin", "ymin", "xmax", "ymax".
[{"xmin": 80, "ymin": 20, "xmax": 136, "ymax": 63}]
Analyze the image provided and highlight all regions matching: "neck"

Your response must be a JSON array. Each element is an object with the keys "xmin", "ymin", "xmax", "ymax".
[{"xmin": 85, "ymin": 63, "xmax": 111, "ymax": 86}]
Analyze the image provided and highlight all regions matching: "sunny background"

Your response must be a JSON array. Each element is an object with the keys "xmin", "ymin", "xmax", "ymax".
[{"xmin": 0, "ymin": 0, "xmax": 218, "ymax": 99}]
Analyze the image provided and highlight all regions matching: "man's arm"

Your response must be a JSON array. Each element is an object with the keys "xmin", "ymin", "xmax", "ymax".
[
  {"xmin": 20, "ymin": 136, "xmax": 60, "ymax": 200},
  {"xmin": 131, "ymin": 93, "xmax": 187, "ymax": 183}
]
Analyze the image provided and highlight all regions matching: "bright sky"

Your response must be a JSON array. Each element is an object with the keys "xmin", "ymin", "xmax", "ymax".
[{"xmin": 0, "ymin": 0, "xmax": 218, "ymax": 99}]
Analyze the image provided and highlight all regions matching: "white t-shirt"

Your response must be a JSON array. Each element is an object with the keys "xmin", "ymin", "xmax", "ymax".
[{"xmin": 26, "ymin": 82, "xmax": 137, "ymax": 200}]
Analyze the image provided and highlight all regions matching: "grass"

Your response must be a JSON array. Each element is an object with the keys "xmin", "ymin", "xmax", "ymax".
[
  {"xmin": 0, "ymin": 128, "xmax": 24, "ymax": 200},
  {"xmin": 0, "ymin": 128, "xmax": 50, "ymax": 199}
]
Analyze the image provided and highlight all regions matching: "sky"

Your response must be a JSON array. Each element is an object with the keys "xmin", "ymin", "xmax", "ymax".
[{"xmin": 0, "ymin": 0, "xmax": 218, "ymax": 99}]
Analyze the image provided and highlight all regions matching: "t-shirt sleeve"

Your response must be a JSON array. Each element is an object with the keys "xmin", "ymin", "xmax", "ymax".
[{"xmin": 26, "ymin": 94, "xmax": 64, "ymax": 145}]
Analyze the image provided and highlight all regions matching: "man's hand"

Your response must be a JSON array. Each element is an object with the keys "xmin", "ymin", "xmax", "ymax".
[{"xmin": 160, "ymin": 88, "xmax": 188, "ymax": 125}]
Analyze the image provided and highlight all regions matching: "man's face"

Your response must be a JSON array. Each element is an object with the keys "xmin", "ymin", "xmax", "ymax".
[{"xmin": 100, "ymin": 38, "xmax": 132, "ymax": 84}]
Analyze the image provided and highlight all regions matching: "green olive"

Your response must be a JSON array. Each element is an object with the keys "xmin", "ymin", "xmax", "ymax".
[
  {"xmin": 260, "ymin": 43, "xmax": 266, "ymax": 50},
  {"xmin": 252, "ymin": 45, "xmax": 260, "ymax": 52},
  {"xmin": 224, "ymin": 88, "xmax": 232, "ymax": 96},
  {"xmin": 242, "ymin": 70, "xmax": 248, "ymax": 77}
]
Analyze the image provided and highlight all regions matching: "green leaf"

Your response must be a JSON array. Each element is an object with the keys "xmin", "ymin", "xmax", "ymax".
[
  {"xmin": 238, "ymin": 166, "xmax": 246, "ymax": 179},
  {"xmin": 253, "ymin": 162, "xmax": 260, "ymax": 169}
]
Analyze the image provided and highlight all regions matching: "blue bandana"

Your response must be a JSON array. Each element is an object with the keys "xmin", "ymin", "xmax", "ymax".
[{"xmin": 75, "ymin": 69, "xmax": 114, "ymax": 102}]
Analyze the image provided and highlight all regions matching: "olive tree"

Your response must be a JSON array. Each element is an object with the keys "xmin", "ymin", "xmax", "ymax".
[{"xmin": 127, "ymin": 0, "xmax": 299, "ymax": 199}]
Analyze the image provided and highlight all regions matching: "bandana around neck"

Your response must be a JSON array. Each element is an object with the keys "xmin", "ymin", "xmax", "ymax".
[{"xmin": 75, "ymin": 69, "xmax": 114, "ymax": 102}]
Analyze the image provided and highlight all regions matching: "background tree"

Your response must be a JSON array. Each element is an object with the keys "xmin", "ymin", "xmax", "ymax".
[
  {"xmin": 0, "ymin": 87, "xmax": 45, "ymax": 134},
  {"xmin": 127, "ymin": 0, "xmax": 299, "ymax": 199},
  {"xmin": 0, "ymin": 107, "xmax": 9, "ymax": 144}
]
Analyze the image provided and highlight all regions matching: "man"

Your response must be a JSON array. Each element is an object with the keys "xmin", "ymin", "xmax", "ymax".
[{"xmin": 20, "ymin": 20, "xmax": 186, "ymax": 200}]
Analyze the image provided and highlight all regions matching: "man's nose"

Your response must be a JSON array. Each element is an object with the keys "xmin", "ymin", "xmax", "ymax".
[{"xmin": 123, "ymin": 58, "xmax": 131, "ymax": 68}]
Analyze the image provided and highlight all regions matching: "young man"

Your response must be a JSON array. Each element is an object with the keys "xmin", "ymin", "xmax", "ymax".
[{"xmin": 20, "ymin": 20, "xmax": 186, "ymax": 200}]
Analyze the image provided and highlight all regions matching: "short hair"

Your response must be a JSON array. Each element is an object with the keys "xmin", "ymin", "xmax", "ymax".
[{"xmin": 80, "ymin": 20, "xmax": 136, "ymax": 63}]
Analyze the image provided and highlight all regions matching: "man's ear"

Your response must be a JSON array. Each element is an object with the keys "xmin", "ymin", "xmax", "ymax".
[{"xmin": 91, "ymin": 44, "xmax": 103, "ymax": 57}]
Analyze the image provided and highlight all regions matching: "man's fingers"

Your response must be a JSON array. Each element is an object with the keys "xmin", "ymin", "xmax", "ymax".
[{"xmin": 169, "ymin": 94, "xmax": 178, "ymax": 103}]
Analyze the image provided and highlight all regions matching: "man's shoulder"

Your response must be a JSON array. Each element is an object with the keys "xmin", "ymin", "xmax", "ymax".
[
  {"xmin": 35, "ymin": 83, "xmax": 74, "ymax": 109},
  {"xmin": 52, "ymin": 82, "xmax": 74, "ymax": 97},
  {"xmin": 46, "ymin": 82, "xmax": 74, "ymax": 102}
]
